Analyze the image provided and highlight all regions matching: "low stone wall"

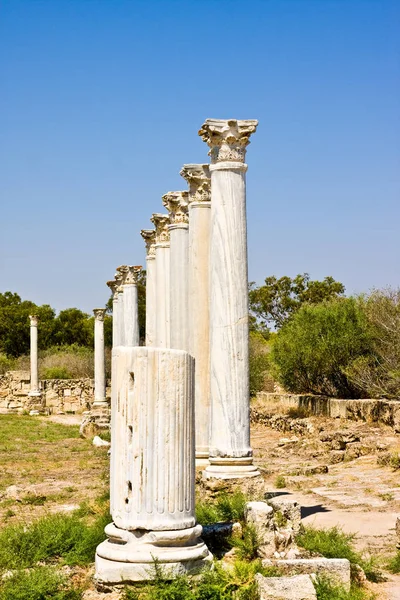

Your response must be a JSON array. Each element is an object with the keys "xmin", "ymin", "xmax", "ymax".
[
  {"xmin": 255, "ymin": 392, "xmax": 400, "ymax": 432},
  {"xmin": 0, "ymin": 370, "xmax": 110, "ymax": 414}
]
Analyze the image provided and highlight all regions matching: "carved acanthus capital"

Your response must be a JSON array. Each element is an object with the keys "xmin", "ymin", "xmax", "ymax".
[
  {"xmin": 162, "ymin": 191, "xmax": 189, "ymax": 225},
  {"xmin": 198, "ymin": 119, "xmax": 258, "ymax": 164},
  {"xmin": 140, "ymin": 229, "xmax": 156, "ymax": 259},
  {"xmin": 150, "ymin": 213, "xmax": 170, "ymax": 244},
  {"xmin": 180, "ymin": 164, "xmax": 211, "ymax": 204},
  {"xmin": 116, "ymin": 265, "xmax": 142, "ymax": 286},
  {"xmin": 29, "ymin": 315, "xmax": 39, "ymax": 327},
  {"xmin": 93, "ymin": 308, "xmax": 106, "ymax": 321}
]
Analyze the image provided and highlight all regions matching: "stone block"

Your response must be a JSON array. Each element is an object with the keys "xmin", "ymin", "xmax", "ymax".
[
  {"xmin": 329, "ymin": 450, "xmax": 345, "ymax": 464},
  {"xmin": 244, "ymin": 501, "xmax": 275, "ymax": 557},
  {"xmin": 64, "ymin": 389, "xmax": 72, "ymax": 397},
  {"xmin": 274, "ymin": 558, "xmax": 350, "ymax": 591},
  {"xmin": 255, "ymin": 573, "xmax": 317, "ymax": 600},
  {"xmin": 45, "ymin": 390, "xmax": 60, "ymax": 408},
  {"xmin": 267, "ymin": 497, "xmax": 302, "ymax": 535}
]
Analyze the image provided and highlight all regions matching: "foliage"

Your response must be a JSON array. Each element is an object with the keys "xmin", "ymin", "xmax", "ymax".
[
  {"xmin": 0, "ymin": 566, "xmax": 82, "ymax": 600},
  {"xmin": 297, "ymin": 526, "xmax": 380, "ymax": 582},
  {"xmin": 0, "ymin": 352, "xmax": 15, "ymax": 374},
  {"xmin": 52, "ymin": 308, "xmax": 93, "ymax": 347},
  {"xmin": 196, "ymin": 492, "xmax": 247, "ymax": 526},
  {"xmin": 387, "ymin": 551, "xmax": 400, "ymax": 573},
  {"xmin": 314, "ymin": 576, "xmax": 375, "ymax": 600},
  {"xmin": 37, "ymin": 345, "xmax": 97, "ymax": 379},
  {"xmin": 345, "ymin": 287, "xmax": 400, "ymax": 399},
  {"xmin": 42, "ymin": 366, "xmax": 72, "ymax": 379},
  {"xmin": 249, "ymin": 331, "xmax": 271, "ymax": 396},
  {"xmin": 271, "ymin": 298, "xmax": 374, "ymax": 398},
  {"xmin": 230, "ymin": 523, "xmax": 260, "ymax": 561},
  {"xmin": 249, "ymin": 273, "xmax": 345, "ymax": 332},
  {"xmin": 274, "ymin": 475, "xmax": 286, "ymax": 489}
]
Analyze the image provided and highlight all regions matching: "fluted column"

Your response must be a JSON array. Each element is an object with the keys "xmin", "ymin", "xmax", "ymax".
[
  {"xmin": 28, "ymin": 315, "xmax": 41, "ymax": 397},
  {"xmin": 140, "ymin": 230, "xmax": 157, "ymax": 347},
  {"xmin": 199, "ymin": 118, "xmax": 260, "ymax": 479},
  {"xmin": 162, "ymin": 191, "xmax": 189, "ymax": 352},
  {"xmin": 95, "ymin": 347, "xmax": 211, "ymax": 583},
  {"xmin": 150, "ymin": 214, "xmax": 170, "ymax": 348},
  {"xmin": 116, "ymin": 265, "xmax": 141, "ymax": 347},
  {"xmin": 180, "ymin": 164, "xmax": 211, "ymax": 460},
  {"xmin": 93, "ymin": 308, "xmax": 107, "ymax": 407}
]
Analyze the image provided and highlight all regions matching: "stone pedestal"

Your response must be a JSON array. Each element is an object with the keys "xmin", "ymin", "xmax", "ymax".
[
  {"xmin": 162, "ymin": 191, "xmax": 189, "ymax": 352},
  {"xmin": 150, "ymin": 214, "xmax": 171, "ymax": 348},
  {"xmin": 199, "ymin": 119, "xmax": 260, "ymax": 479},
  {"xmin": 181, "ymin": 164, "xmax": 211, "ymax": 460},
  {"xmin": 95, "ymin": 347, "xmax": 211, "ymax": 583},
  {"xmin": 28, "ymin": 315, "xmax": 41, "ymax": 399},
  {"xmin": 116, "ymin": 265, "xmax": 141, "ymax": 347},
  {"xmin": 140, "ymin": 230, "xmax": 157, "ymax": 347},
  {"xmin": 93, "ymin": 309, "xmax": 107, "ymax": 408}
]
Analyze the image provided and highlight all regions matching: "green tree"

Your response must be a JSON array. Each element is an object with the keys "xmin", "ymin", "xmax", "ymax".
[
  {"xmin": 249, "ymin": 274, "xmax": 345, "ymax": 333},
  {"xmin": 53, "ymin": 308, "xmax": 93, "ymax": 348},
  {"xmin": 270, "ymin": 297, "xmax": 374, "ymax": 398}
]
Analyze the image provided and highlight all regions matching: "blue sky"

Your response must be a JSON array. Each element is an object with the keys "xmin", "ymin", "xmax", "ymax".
[{"xmin": 1, "ymin": 0, "xmax": 399, "ymax": 313}]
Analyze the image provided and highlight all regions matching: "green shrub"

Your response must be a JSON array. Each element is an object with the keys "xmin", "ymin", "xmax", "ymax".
[
  {"xmin": 42, "ymin": 367, "xmax": 72, "ymax": 380},
  {"xmin": 314, "ymin": 576, "xmax": 375, "ymax": 600},
  {"xmin": 274, "ymin": 475, "xmax": 286, "ymax": 489},
  {"xmin": 249, "ymin": 331, "xmax": 271, "ymax": 396},
  {"xmin": 271, "ymin": 298, "xmax": 374, "ymax": 398},
  {"xmin": 230, "ymin": 523, "xmax": 260, "ymax": 561},
  {"xmin": 387, "ymin": 551, "xmax": 400, "ymax": 573},
  {"xmin": 196, "ymin": 492, "xmax": 247, "ymax": 526},
  {"xmin": 0, "ymin": 566, "xmax": 82, "ymax": 600},
  {"xmin": 0, "ymin": 352, "xmax": 15, "ymax": 374}
]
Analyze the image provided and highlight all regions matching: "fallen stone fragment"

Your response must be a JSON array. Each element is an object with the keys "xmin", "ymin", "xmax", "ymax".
[
  {"xmin": 267, "ymin": 497, "xmax": 302, "ymax": 535},
  {"xmin": 329, "ymin": 450, "xmax": 345, "ymax": 464},
  {"xmin": 273, "ymin": 558, "xmax": 351, "ymax": 591},
  {"xmin": 92, "ymin": 436, "xmax": 111, "ymax": 447},
  {"xmin": 255, "ymin": 573, "xmax": 317, "ymax": 600},
  {"xmin": 244, "ymin": 501, "xmax": 275, "ymax": 557}
]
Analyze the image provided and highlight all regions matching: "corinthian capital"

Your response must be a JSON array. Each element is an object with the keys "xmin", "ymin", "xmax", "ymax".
[
  {"xmin": 162, "ymin": 191, "xmax": 189, "ymax": 225},
  {"xmin": 180, "ymin": 164, "xmax": 211, "ymax": 204},
  {"xmin": 29, "ymin": 315, "xmax": 39, "ymax": 327},
  {"xmin": 93, "ymin": 308, "xmax": 106, "ymax": 321},
  {"xmin": 140, "ymin": 229, "xmax": 156, "ymax": 259},
  {"xmin": 116, "ymin": 265, "xmax": 142, "ymax": 285},
  {"xmin": 150, "ymin": 213, "xmax": 170, "ymax": 244},
  {"xmin": 198, "ymin": 119, "xmax": 258, "ymax": 164}
]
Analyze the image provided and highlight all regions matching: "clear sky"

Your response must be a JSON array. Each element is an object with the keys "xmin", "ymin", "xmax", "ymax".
[{"xmin": 1, "ymin": 0, "xmax": 399, "ymax": 313}]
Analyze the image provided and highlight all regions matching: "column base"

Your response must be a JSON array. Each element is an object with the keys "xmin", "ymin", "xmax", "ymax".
[
  {"xmin": 203, "ymin": 457, "xmax": 260, "ymax": 480},
  {"xmin": 92, "ymin": 400, "xmax": 109, "ymax": 408},
  {"xmin": 95, "ymin": 523, "xmax": 212, "ymax": 584},
  {"xmin": 28, "ymin": 390, "xmax": 42, "ymax": 398},
  {"xmin": 195, "ymin": 449, "xmax": 209, "ymax": 468}
]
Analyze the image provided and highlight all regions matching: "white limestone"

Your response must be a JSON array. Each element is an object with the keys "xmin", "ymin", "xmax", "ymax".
[
  {"xmin": 150, "ymin": 213, "xmax": 171, "ymax": 348},
  {"xmin": 140, "ymin": 229, "xmax": 157, "ymax": 347},
  {"xmin": 180, "ymin": 164, "xmax": 211, "ymax": 459},
  {"xmin": 93, "ymin": 309, "xmax": 107, "ymax": 407},
  {"xmin": 107, "ymin": 279, "xmax": 124, "ymax": 348},
  {"xmin": 199, "ymin": 119, "xmax": 260, "ymax": 479},
  {"xmin": 95, "ymin": 346, "xmax": 211, "ymax": 583},
  {"xmin": 162, "ymin": 191, "xmax": 189, "ymax": 352},
  {"xmin": 116, "ymin": 265, "xmax": 141, "ymax": 347},
  {"xmin": 28, "ymin": 315, "xmax": 41, "ymax": 397}
]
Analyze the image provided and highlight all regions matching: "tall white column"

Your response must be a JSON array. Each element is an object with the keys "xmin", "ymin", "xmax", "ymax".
[
  {"xmin": 180, "ymin": 164, "xmax": 211, "ymax": 460},
  {"xmin": 95, "ymin": 346, "xmax": 211, "ymax": 583},
  {"xmin": 150, "ymin": 214, "xmax": 170, "ymax": 348},
  {"xmin": 199, "ymin": 118, "xmax": 260, "ymax": 479},
  {"xmin": 93, "ymin": 308, "xmax": 107, "ymax": 407},
  {"xmin": 140, "ymin": 229, "xmax": 157, "ymax": 347},
  {"xmin": 162, "ymin": 191, "xmax": 189, "ymax": 352},
  {"xmin": 28, "ymin": 315, "xmax": 41, "ymax": 397},
  {"xmin": 107, "ymin": 279, "xmax": 124, "ymax": 348},
  {"xmin": 116, "ymin": 265, "xmax": 141, "ymax": 347}
]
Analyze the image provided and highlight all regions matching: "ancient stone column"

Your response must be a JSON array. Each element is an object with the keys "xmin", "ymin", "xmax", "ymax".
[
  {"xmin": 93, "ymin": 309, "xmax": 107, "ymax": 407},
  {"xmin": 150, "ymin": 214, "xmax": 170, "ymax": 348},
  {"xmin": 140, "ymin": 230, "xmax": 156, "ymax": 347},
  {"xmin": 180, "ymin": 164, "xmax": 211, "ymax": 460},
  {"xmin": 116, "ymin": 265, "xmax": 141, "ymax": 347},
  {"xmin": 162, "ymin": 191, "xmax": 189, "ymax": 352},
  {"xmin": 95, "ymin": 346, "xmax": 211, "ymax": 583},
  {"xmin": 199, "ymin": 118, "xmax": 260, "ymax": 479},
  {"xmin": 107, "ymin": 278, "xmax": 124, "ymax": 348},
  {"xmin": 28, "ymin": 315, "xmax": 41, "ymax": 397}
]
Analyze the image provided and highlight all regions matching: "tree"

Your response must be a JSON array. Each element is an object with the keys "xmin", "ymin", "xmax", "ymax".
[
  {"xmin": 53, "ymin": 308, "xmax": 93, "ymax": 347},
  {"xmin": 249, "ymin": 273, "xmax": 345, "ymax": 332}
]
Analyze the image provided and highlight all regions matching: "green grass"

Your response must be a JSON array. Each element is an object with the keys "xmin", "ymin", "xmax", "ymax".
[
  {"xmin": 387, "ymin": 551, "xmax": 400, "ymax": 573},
  {"xmin": 314, "ymin": 576, "xmax": 375, "ymax": 600},
  {"xmin": 230, "ymin": 523, "xmax": 260, "ymax": 561},
  {"xmin": 0, "ymin": 566, "xmax": 82, "ymax": 600},
  {"xmin": 196, "ymin": 491, "xmax": 247, "ymax": 526},
  {"xmin": 274, "ymin": 475, "xmax": 286, "ymax": 489},
  {"xmin": 297, "ymin": 526, "xmax": 381, "ymax": 582}
]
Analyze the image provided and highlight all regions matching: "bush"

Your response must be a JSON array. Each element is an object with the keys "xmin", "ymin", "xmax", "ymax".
[
  {"xmin": 42, "ymin": 367, "xmax": 72, "ymax": 380},
  {"xmin": 271, "ymin": 298, "xmax": 374, "ymax": 398},
  {"xmin": 314, "ymin": 576, "xmax": 375, "ymax": 600},
  {"xmin": 0, "ymin": 566, "xmax": 82, "ymax": 600},
  {"xmin": 387, "ymin": 551, "xmax": 400, "ymax": 573},
  {"xmin": 196, "ymin": 492, "xmax": 247, "ymax": 526},
  {"xmin": 249, "ymin": 331, "xmax": 271, "ymax": 396},
  {"xmin": 0, "ymin": 352, "xmax": 15, "ymax": 374}
]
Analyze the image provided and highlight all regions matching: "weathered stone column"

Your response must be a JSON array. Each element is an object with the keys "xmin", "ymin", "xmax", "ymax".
[
  {"xmin": 107, "ymin": 278, "xmax": 124, "ymax": 348},
  {"xmin": 28, "ymin": 315, "xmax": 41, "ymax": 397},
  {"xmin": 180, "ymin": 164, "xmax": 211, "ymax": 460},
  {"xmin": 116, "ymin": 265, "xmax": 141, "ymax": 347},
  {"xmin": 199, "ymin": 118, "xmax": 260, "ymax": 479},
  {"xmin": 140, "ymin": 230, "xmax": 157, "ymax": 347},
  {"xmin": 162, "ymin": 191, "xmax": 189, "ymax": 352},
  {"xmin": 95, "ymin": 346, "xmax": 212, "ymax": 583},
  {"xmin": 150, "ymin": 214, "xmax": 170, "ymax": 348},
  {"xmin": 93, "ymin": 309, "xmax": 107, "ymax": 407}
]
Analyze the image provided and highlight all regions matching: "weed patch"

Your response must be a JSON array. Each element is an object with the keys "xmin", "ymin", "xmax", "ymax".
[
  {"xmin": 0, "ymin": 566, "xmax": 82, "ymax": 600},
  {"xmin": 196, "ymin": 492, "xmax": 247, "ymax": 526},
  {"xmin": 314, "ymin": 576, "xmax": 375, "ymax": 600}
]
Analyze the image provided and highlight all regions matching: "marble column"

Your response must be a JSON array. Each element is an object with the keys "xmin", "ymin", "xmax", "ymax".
[
  {"xmin": 93, "ymin": 309, "xmax": 107, "ymax": 407},
  {"xmin": 140, "ymin": 230, "xmax": 157, "ymax": 347},
  {"xmin": 150, "ymin": 214, "xmax": 170, "ymax": 348},
  {"xmin": 162, "ymin": 191, "xmax": 189, "ymax": 352},
  {"xmin": 199, "ymin": 118, "xmax": 260, "ymax": 479},
  {"xmin": 95, "ymin": 346, "xmax": 212, "ymax": 583},
  {"xmin": 107, "ymin": 279, "xmax": 124, "ymax": 348},
  {"xmin": 28, "ymin": 315, "xmax": 41, "ymax": 397},
  {"xmin": 116, "ymin": 265, "xmax": 141, "ymax": 347},
  {"xmin": 180, "ymin": 164, "xmax": 211, "ymax": 460}
]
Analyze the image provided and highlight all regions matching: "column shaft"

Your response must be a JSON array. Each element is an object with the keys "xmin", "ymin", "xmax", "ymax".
[
  {"xmin": 169, "ymin": 226, "xmax": 189, "ymax": 351},
  {"xmin": 93, "ymin": 309, "xmax": 106, "ymax": 406},
  {"xmin": 145, "ymin": 256, "xmax": 156, "ymax": 346},
  {"xmin": 29, "ymin": 316, "xmax": 40, "ymax": 396},
  {"xmin": 123, "ymin": 284, "xmax": 139, "ymax": 346},
  {"xmin": 155, "ymin": 244, "xmax": 170, "ymax": 348}
]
